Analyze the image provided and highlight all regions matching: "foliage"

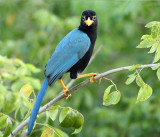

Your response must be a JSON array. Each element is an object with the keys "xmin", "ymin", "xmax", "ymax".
[{"xmin": 1, "ymin": 0, "xmax": 160, "ymax": 137}]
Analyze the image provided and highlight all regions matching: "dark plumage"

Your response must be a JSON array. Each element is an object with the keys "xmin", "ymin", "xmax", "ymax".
[
  {"xmin": 28, "ymin": 10, "xmax": 98, "ymax": 135},
  {"xmin": 69, "ymin": 10, "xmax": 98, "ymax": 79}
]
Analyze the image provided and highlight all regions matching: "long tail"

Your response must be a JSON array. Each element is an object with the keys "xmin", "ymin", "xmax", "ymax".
[{"xmin": 28, "ymin": 78, "xmax": 48, "ymax": 135}]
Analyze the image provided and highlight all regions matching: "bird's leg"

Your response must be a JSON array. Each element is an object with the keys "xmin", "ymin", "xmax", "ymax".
[
  {"xmin": 58, "ymin": 79, "xmax": 71, "ymax": 99},
  {"xmin": 76, "ymin": 73, "xmax": 101, "ymax": 83}
]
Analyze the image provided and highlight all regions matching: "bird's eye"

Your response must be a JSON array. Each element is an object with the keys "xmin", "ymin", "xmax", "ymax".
[
  {"xmin": 82, "ymin": 16, "xmax": 85, "ymax": 20},
  {"xmin": 92, "ymin": 16, "xmax": 96, "ymax": 20}
]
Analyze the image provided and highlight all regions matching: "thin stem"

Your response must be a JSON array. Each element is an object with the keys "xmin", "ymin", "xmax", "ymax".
[
  {"xmin": 9, "ymin": 63, "xmax": 158, "ymax": 137},
  {"xmin": 103, "ymin": 77, "xmax": 118, "ymax": 91}
]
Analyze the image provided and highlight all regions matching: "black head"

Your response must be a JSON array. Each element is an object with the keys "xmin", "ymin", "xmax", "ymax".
[{"xmin": 79, "ymin": 10, "xmax": 97, "ymax": 30}]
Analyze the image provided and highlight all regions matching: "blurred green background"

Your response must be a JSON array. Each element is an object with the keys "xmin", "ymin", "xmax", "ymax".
[{"xmin": 1, "ymin": 0, "xmax": 160, "ymax": 137}]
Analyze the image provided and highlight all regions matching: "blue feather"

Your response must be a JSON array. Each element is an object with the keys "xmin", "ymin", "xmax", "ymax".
[
  {"xmin": 28, "ymin": 78, "xmax": 48, "ymax": 135},
  {"xmin": 45, "ymin": 28, "xmax": 90, "ymax": 85},
  {"xmin": 28, "ymin": 28, "xmax": 91, "ymax": 134}
]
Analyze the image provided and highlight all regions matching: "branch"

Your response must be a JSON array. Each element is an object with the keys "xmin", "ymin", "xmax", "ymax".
[{"xmin": 9, "ymin": 63, "xmax": 158, "ymax": 137}]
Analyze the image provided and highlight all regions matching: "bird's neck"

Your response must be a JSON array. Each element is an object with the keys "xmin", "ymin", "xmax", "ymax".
[{"xmin": 78, "ymin": 26, "xmax": 97, "ymax": 45}]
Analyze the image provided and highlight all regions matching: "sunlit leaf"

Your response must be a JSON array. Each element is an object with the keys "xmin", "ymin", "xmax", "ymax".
[
  {"xmin": 153, "ymin": 46, "xmax": 160, "ymax": 63},
  {"xmin": 103, "ymin": 85, "xmax": 113, "ymax": 101},
  {"xmin": 136, "ymin": 84, "xmax": 152, "ymax": 103},
  {"xmin": 152, "ymin": 63, "xmax": 160, "ymax": 70},
  {"xmin": 151, "ymin": 25, "xmax": 158, "ymax": 39},
  {"xmin": 20, "ymin": 84, "xmax": 34, "ymax": 98},
  {"xmin": 136, "ymin": 75, "xmax": 144, "ymax": 87},
  {"xmin": 125, "ymin": 74, "xmax": 136, "ymax": 85},
  {"xmin": 23, "ymin": 96, "xmax": 32, "ymax": 109},
  {"xmin": 4, "ymin": 92, "xmax": 19, "ymax": 114},
  {"xmin": 157, "ymin": 68, "xmax": 160, "ymax": 80},
  {"xmin": 72, "ymin": 126, "xmax": 82, "ymax": 134},
  {"xmin": 137, "ymin": 39, "xmax": 155, "ymax": 48},
  {"xmin": 14, "ymin": 106, "xmax": 20, "ymax": 121},
  {"xmin": 112, "ymin": 91, "xmax": 121, "ymax": 105},
  {"xmin": 47, "ymin": 125, "xmax": 69, "ymax": 137},
  {"xmin": 0, "ymin": 113, "xmax": 7, "ymax": 129},
  {"xmin": 145, "ymin": 21, "xmax": 158, "ymax": 28},
  {"xmin": 49, "ymin": 105, "xmax": 60, "ymax": 121},
  {"xmin": 103, "ymin": 91, "xmax": 119, "ymax": 106},
  {"xmin": 148, "ymin": 44, "xmax": 157, "ymax": 53},
  {"xmin": 3, "ymin": 118, "xmax": 12, "ymax": 137},
  {"xmin": 15, "ymin": 67, "xmax": 31, "ymax": 77},
  {"xmin": 129, "ymin": 64, "xmax": 141, "ymax": 71},
  {"xmin": 53, "ymin": 127, "xmax": 68, "ymax": 137},
  {"xmin": 41, "ymin": 128, "xmax": 54, "ymax": 137},
  {"xmin": 13, "ymin": 58, "xmax": 24, "ymax": 66},
  {"xmin": 25, "ymin": 64, "xmax": 41, "ymax": 73},
  {"xmin": 141, "ymin": 35, "xmax": 151, "ymax": 40},
  {"xmin": 0, "ymin": 94, "xmax": 4, "ymax": 110},
  {"xmin": 23, "ymin": 77, "xmax": 41, "ymax": 90}
]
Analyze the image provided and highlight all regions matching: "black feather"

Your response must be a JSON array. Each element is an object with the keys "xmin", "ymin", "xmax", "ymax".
[{"xmin": 68, "ymin": 10, "xmax": 98, "ymax": 78}]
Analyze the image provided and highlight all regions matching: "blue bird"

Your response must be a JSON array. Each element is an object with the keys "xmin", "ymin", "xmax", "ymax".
[{"xmin": 28, "ymin": 9, "xmax": 98, "ymax": 135}]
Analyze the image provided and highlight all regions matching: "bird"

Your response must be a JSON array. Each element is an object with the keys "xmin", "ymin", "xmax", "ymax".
[{"xmin": 28, "ymin": 9, "xmax": 98, "ymax": 135}]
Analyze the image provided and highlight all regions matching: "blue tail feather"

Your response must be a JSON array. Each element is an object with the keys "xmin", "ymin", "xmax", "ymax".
[{"xmin": 28, "ymin": 78, "xmax": 48, "ymax": 135}]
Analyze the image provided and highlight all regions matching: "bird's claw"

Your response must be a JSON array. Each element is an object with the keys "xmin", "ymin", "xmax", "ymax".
[
  {"xmin": 63, "ymin": 88, "xmax": 71, "ymax": 99},
  {"xmin": 90, "ymin": 73, "xmax": 101, "ymax": 83}
]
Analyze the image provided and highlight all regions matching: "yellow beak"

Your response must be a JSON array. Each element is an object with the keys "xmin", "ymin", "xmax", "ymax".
[{"xmin": 84, "ymin": 17, "xmax": 94, "ymax": 26}]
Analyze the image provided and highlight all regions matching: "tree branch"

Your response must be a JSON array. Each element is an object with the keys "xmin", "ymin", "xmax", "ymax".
[{"xmin": 9, "ymin": 63, "xmax": 158, "ymax": 137}]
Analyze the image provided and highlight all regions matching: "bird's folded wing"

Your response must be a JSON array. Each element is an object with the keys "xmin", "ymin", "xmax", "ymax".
[{"xmin": 45, "ymin": 28, "xmax": 91, "ymax": 86}]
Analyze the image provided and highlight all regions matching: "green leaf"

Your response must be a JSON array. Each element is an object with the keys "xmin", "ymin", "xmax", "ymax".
[
  {"xmin": 53, "ymin": 127, "xmax": 68, "ymax": 137},
  {"xmin": 145, "ymin": 21, "xmax": 158, "ymax": 28},
  {"xmin": 0, "ymin": 93, "xmax": 4, "ymax": 110},
  {"xmin": 72, "ymin": 126, "xmax": 82, "ymax": 134},
  {"xmin": 148, "ymin": 44, "xmax": 157, "ymax": 53},
  {"xmin": 25, "ymin": 64, "xmax": 41, "ymax": 73},
  {"xmin": 49, "ymin": 105, "xmax": 60, "ymax": 121},
  {"xmin": 152, "ymin": 63, "xmax": 160, "ymax": 70},
  {"xmin": 0, "ymin": 113, "xmax": 7, "ymax": 129},
  {"xmin": 3, "ymin": 118, "xmax": 12, "ymax": 137},
  {"xmin": 103, "ymin": 91, "xmax": 119, "ymax": 106},
  {"xmin": 41, "ymin": 128, "xmax": 54, "ymax": 137},
  {"xmin": 136, "ymin": 75, "xmax": 144, "ymax": 87},
  {"xmin": 23, "ymin": 77, "xmax": 41, "ymax": 90},
  {"xmin": 112, "ymin": 91, "xmax": 121, "ymax": 105},
  {"xmin": 136, "ymin": 84, "xmax": 152, "ymax": 103},
  {"xmin": 153, "ymin": 46, "xmax": 160, "ymax": 63},
  {"xmin": 103, "ymin": 85, "xmax": 113, "ymax": 101},
  {"xmin": 151, "ymin": 25, "xmax": 158, "ymax": 39},
  {"xmin": 141, "ymin": 35, "xmax": 151, "ymax": 40},
  {"xmin": 137, "ymin": 39, "xmax": 155, "ymax": 48},
  {"xmin": 4, "ymin": 92, "xmax": 19, "ymax": 114},
  {"xmin": 125, "ymin": 74, "xmax": 136, "ymax": 85},
  {"xmin": 47, "ymin": 125, "xmax": 69, "ymax": 137},
  {"xmin": 23, "ymin": 96, "xmax": 32, "ymax": 109},
  {"xmin": 72, "ymin": 110, "xmax": 84, "ymax": 129},
  {"xmin": 14, "ymin": 106, "xmax": 20, "ymax": 121},
  {"xmin": 157, "ymin": 68, "xmax": 160, "ymax": 80},
  {"xmin": 13, "ymin": 59, "xmax": 24, "ymax": 66},
  {"xmin": 59, "ymin": 108, "xmax": 76, "ymax": 128},
  {"xmin": 129, "ymin": 64, "xmax": 141, "ymax": 71},
  {"xmin": 20, "ymin": 84, "xmax": 34, "ymax": 98},
  {"xmin": 59, "ymin": 108, "xmax": 84, "ymax": 132}
]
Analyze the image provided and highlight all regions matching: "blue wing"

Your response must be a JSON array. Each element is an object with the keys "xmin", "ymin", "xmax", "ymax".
[{"xmin": 45, "ymin": 28, "xmax": 91, "ymax": 86}]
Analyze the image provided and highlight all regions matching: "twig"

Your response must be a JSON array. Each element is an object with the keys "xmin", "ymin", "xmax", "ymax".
[
  {"xmin": 89, "ymin": 44, "xmax": 104, "ymax": 64},
  {"xmin": 9, "ymin": 63, "xmax": 158, "ymax": 137}
]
